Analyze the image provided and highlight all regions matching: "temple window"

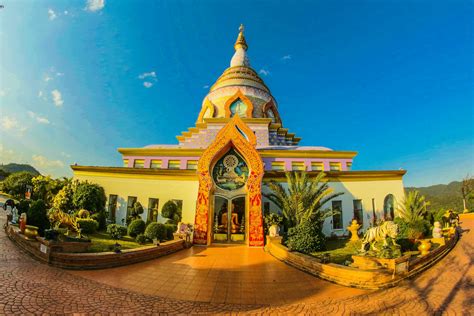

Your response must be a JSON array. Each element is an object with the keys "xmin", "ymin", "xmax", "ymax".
[
  {"xmin": 126, "ymin": 196, "xmax": 137, "ymax": 224},
  {"xmin": 147, "ymin": 198, "xmax": 159, "ymax": 224},
  {"xmin": 291, "ymin": 162, "xmax": 305, "ymax": 171},
  {"xmin": 168, "ymin": 160, "xmax": 181, "ymax": 169},
  {"xmin": 346, "ymin": 162, "xmax": 352, "ymax": 171},
  {"xmin": 187, "ymin": 160, "xmax": 198, "ymax": 170},
  {"xmin": 150, "ymin": 160, "xmax": 162, "ymax": 169},
  {"xmin": 353, "ymin": 200, "xmax": 363, "ymax": 226},
  {"xmin": 271, "ymin": 161, "xmax": 285, "ymax": 171},
  {"xmin": 329, "ymin": 162, "xmax": 341, "ymax": 171},
  {"xmin": 133, "ymin": 159, "xmax": 144, "ymax": 168},
  {"xmin": 266, "ymin": 110, "xmax": 276, "ymax": 122},
  {"xmin": 123, "ymin": 159, "xmax": 129, "ymax": 167},
  {"xmin": 107, "ymin": 194, "xmax": 118, "ymax": 222},
  {"xmin": 229, "ymin": 98, "xmax": 247, "ymax": 117},
  {"xmin": 332, "ymin": 200, "xmax": 343, "ymax": 229},
  {"xmin": 311, "ymin": 162, "xmax": 324, "ymax": 171}
]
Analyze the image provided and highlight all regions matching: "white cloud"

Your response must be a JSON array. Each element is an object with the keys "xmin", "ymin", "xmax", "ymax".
[
  {"xmin": 44, "ymin": 74, "xmax": 53, "ymax": 82},
  {"xmin": 1, "ymin": 116, "xmax": 18, "ymax": 130},
  {"xmin": 64, "ymin": 10, "xmax": 69, "ymax": 15},
  {"xmin": 38, "ymin": 91, "xmax": 43, "ymax": 98},
  {"xmin": 61, "ymin": 152, "xmax": 71, "ymax": 158},
  {"xmin": 85, "ymin": 0, "xmax": 105, "ymax": 12},
  {"xmin": 0, "ymin": 90, "xmax": 5, "ymax": 97},
  {"xmin": 203, "ymin": 85, "xmax": 209, "ymax": 89},
  {"xmin": 138, "ymin": 71, "xmax": 157, "ymax": 80},
  {"xmin": 259, "ymin": 69, "xmax": 270, "ymax": 76},
  {"xmin": 32, "ymin": 155, "xmax": 64, "ymax": 168},
  {"xmin": 0, "ymin": 145, "xmax": 17, "ymax": 162},
  {"xmin": 27, "ymin": 111, "xmax": 50, "ymax": 125},
  {"xmin": 48, "ymin": 8, "xmax": 57, "ymax": 20},
  {"xmin": 281, "ymin": 55, "xmax": 292, "ymax": 60},
  {"xmin": 51, "ymin": 89, "xmax": 64, "ymax": 107},
  {"xmin": 143, "ymin": 82, "xmax": 153, "ymax": 88},
  {"xmin": 56, "ymin": 72, "xmax": 64, "ymax": 77}
]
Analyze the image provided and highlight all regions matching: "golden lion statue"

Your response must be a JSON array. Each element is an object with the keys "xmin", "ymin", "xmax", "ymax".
[{"xmin": 48, "ymin": 208, "xmax": 81, "ymax": 238}]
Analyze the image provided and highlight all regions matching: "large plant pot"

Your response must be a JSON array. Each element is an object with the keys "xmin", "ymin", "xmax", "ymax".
[
  {"xmin": 24, "ymin": 225, "xmax": 39, "ymax": 240},
  {"xmin": 418, "ymin": 239, "xmax": 432, "ymax": 256},
  {"xmin": 269, "ymin": 224, "xmax": 280, "ymax": 237}
]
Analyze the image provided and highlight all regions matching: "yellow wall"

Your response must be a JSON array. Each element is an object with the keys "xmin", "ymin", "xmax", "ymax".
[{"xmin": 73, "ymin": 173, "xmax": 199, "ymax": 225}]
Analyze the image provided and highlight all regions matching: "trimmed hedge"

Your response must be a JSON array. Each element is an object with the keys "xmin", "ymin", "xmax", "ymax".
[
  {"xmin": 287, "ymin": 221, "xmax": 326, "ymax": 254},
  {"xmin": 145, "ymin": 222, "xmax": 166, "ymax": 241},
  {"xmin": 164, "ymin": 224, "xmax": 176, "ymax": 241},
  {"xmin": 107, "ymin": 224, "xmax": 128, "ymax": 240},
  {"xmin": 77, "ymin": 218, "xmax": 99, "ymax": 234},
  {"xmin": 128, "ymin": 219, "xmax": 146, "ymax": 237},
  {"xmin": 135, "ymin": 234, "xmax": 148, "ymax": 244}
]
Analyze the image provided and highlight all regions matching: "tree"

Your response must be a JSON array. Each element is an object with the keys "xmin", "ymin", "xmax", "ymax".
[
  {"xmin": 162, "ymin": 200, "xmax": 182, "ymax": 224},
  {"xmin": 32, "ymin": 175, "xmax": 67, "ymax": 206},
  {"xmin": 461, "ymin": 175, "xmax": 473, "ymax": 213},
  {"xmin": 263, "ymin": 171, "xmax": 344, "ymax": 229},
  {"xmin": 2, "ymin": 171, "xmax": 35, "ymax": 199},
  {"xmin": 396, "ymin": 190, "xmax": 430, "ymax": 223},
  {"xmin": 27, "ymin": 199, "xmax": 50, "ymax": 235},
  {"xmin": 52, "ymin": 181, "xmax": 76, "ymax": 213},
  {"xmin": 128, "ymin": 201, "xmax": 144, "ymax": 222},
  {"xmin": 72, "ymin": 181, "xmax": 106, "ymax": 213}
]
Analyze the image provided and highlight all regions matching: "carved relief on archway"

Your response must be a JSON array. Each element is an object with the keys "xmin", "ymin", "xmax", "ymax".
[
  {"xmin": 193, "ymin": 115, "xmax": 264, "ymax": 246},
  {"xmin": 223, "ymin": 90, "xmax": 254, "ymax": 118},
  {"xmin": 196, "ymin": 97, "xmax": 216, "ymax": 123}
]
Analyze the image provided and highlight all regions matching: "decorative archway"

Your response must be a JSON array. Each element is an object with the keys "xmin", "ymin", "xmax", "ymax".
[
  {"xmin": 224, "ymin": 90, "xmax": 254, "ymax": 118},
  {"xmin": 196, "ymin": 97, "xmax": 215, "ymax": 123},
  {"xmin": 383, "ymin": 194, "xmax": 395, "ymax": 220},
  {"xmin": 262, "ymin": 99, "xmax": 282, "ymax": 124},
  {"xmin": 193, "ymin": 115, "xmax": 264, "ymax": 246}
]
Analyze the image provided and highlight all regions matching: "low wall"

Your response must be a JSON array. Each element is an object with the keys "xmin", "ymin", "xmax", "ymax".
[
  {"xmin": 6, "ymin": 225, "xmax": 186, "ymax": 270},
  {"xmin": 265, "ymin": 230, "xmax": 459, "ymax": 290}
]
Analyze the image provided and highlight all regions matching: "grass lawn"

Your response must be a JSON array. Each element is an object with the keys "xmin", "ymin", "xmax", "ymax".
[
  {"xmin": 311, "ymin": 239, "xmax": 362, "ymax": 265},
  {"xmin": 87, "ymin": 231, "xmax": 152, "ymax": 253}
]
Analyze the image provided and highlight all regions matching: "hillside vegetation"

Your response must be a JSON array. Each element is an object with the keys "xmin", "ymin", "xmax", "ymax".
[
  {"xmin": 406, "ymin": 181, "xmax": 472, "ymax": 212},
  {"xmin": 0, "ymin": 163, "xmax": 40, "ymax": 177}
]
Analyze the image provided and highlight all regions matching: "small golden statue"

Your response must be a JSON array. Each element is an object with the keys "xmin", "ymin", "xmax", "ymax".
[
  {"xmin": 48, "ymin": 208, "xmax": 82, "ymax": 238},
  {"xmin": 347, "ymin": 219, "xmax": 361, "ymax": 242}
]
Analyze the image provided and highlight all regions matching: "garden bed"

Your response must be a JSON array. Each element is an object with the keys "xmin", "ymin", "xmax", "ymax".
[{"xmin": 5, "ymin": 224, "xmax": 187, "ymax": 269}]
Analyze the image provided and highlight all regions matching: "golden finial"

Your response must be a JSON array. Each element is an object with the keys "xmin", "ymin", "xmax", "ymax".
[{"xmin": 234, "ymin": 24, "xmax": 248, "ymax": 51}]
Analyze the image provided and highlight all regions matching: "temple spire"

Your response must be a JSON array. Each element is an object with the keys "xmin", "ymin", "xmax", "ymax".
[{"xmin": 234, "ymin": 24, "xmax": 248, "ymax": 51}]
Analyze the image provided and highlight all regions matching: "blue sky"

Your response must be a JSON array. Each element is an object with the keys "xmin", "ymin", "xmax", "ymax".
[{"xmin": 0, "ymin": 0, "xmax": 472, "ymax": 187}]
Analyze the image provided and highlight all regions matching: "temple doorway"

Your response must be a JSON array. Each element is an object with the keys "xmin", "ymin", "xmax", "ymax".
[{"xmin": 212, "ymin": 195, "xmax": 246, "ymax": 243}]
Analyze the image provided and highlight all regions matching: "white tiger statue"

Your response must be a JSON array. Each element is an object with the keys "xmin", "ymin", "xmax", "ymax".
[{"xmin": 360, "ymin": 221, "xmax": 398, "ymax": 253}]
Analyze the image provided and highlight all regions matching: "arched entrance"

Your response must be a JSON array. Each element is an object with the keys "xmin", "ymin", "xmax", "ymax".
[
  {"xmin": 193, "ymin": 115, "xmax": 265, "ymax": 247},
  {"xmin": 383, "ymin": 194, "xmax": 395, "ymax": 220}
]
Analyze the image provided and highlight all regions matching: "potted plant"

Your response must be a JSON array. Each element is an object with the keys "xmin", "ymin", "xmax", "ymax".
[{"xmin": 265, "ymin": 213, "xmax": 283, "ymax": 237}]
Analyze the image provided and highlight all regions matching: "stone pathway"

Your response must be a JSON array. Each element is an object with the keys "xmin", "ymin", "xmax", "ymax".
[{"xmin": 0, "ymin": 212, "xmax": 472, "ymax": 315}]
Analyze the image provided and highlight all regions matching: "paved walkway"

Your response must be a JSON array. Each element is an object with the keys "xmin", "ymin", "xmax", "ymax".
[{"xmin": 0, "ymin": 212, "xmax": 472, "ymax": 314}]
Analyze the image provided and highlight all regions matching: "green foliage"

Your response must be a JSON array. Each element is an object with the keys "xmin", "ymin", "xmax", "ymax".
[
  {"xmin": 17, "ymin": 199, "xmax": 31, "ymax": 214},
  {"xmin": 287, "ymin": 221, "xmax": 326, "ymax": 254},
  {"xmin": 73, "ymin": 182, "xmax": 106, "ymax": 213},
  {"xmin": 161, "ymin": 200, "xmax": 182, "ymax": 224},
  {"xmin": 32, "ymin": 175, "xmax": 66, "ymax": 206},
  {"xmin": 76, "ymin": 218, "xmax": 99, "ymax": 234},
  {"xmin": 0, "ymin": 163, "xmax": 40, "ymax": 175},
  {"xmin": 27, "ymin": 199, "xmax": 50, "ymax": 235},
  {"xmin": 264, "ymin": 171, "xmax": 343, "ymax": 229},
  {"xmin": 396, "ymin": 191, "xmax": 430, "ymax": 224},
  {"xmin": 406, "ymin": 180, "xmax": 473, "ymax": 213},
  {"xmin": 106, "ymin": 224, "xmax": 127, "ymax": 240},
  {"xmin": 128, "ymin": 219, "xmax": 146, "ymax": 237},
  {"xmin": 135, "ymin": 234, "xmax": 148, "ymax": 245},
  {"xmin": 2, "ymin": 171, "xmax": 35, "ymax": 199},
  {"xmin": 394, "ymin": 217, "xmax": 430, "ymax": 240},
  {"xmin": 164, "ymin": 224, "xmax": 176, "ymax": 240},
  {"xmin": 52, "ymin": 182, "xmax": 76, "ymax": 213},
  {"xmin": 264, "ymin": 213, "xmax": 283, "ymax": 226},
  {"xmin": 144, "ymin": 222, "xmax": 166, "ymax": 241},
  {"xmin": 91, "ymin": 212, "xmax": 106, "ymax": 230}
]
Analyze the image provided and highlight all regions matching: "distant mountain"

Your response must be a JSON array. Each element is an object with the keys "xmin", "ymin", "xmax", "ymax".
[
  {"xmin": 0, "ymin": 163, "xmax": 41, "ymax": 176},
  {"xmin": 406, "ymin": 181, "xmax": 470, "ymax": 212}
]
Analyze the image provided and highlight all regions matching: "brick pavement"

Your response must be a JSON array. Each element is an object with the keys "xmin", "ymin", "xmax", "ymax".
[{"xmin": 0, "ymin": 212, "xmax": 472, "ymax": 315}]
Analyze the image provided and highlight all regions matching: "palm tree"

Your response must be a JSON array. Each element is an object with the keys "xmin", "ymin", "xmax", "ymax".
[
  {"xmin": 263, "ymin": 171, "xmax": 344, "ymax": 229},
  {"xmin": 396, "ymin": 190, "xmax": 430, "ymax": 223}
]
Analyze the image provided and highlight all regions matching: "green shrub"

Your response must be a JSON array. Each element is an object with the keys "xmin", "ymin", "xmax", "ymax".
[
  {"xmin": 145, "ymin": 222, "xmax": 166, "ymax": 241},
  {"xmin": 17, "ymin": 199, "xmax": 31, "ymax": 214},
  {"xmin": 72, "ymin": 182, "xmax": 106, "ymax": 213},
  {"xmin": 164, "ymin": 224, "xmax": 176, "ymax": 240},
  {"xmin": 135, "ymin": 234, "xmax": 148, "ymax": 245},
  {"xmin": 287, "ymin": 221, "xmax": 326, "ymax": 254},
  {"xmin": 2, "ymin": 172, "xmax": 35, "ymax": 199},
  {"xmin": 394, "ymin": 217, "xmax": 430, "ymax": 240},
  {"xmin": 161, "ymin": 200, "xmax": 182, "ymax": 224},
  {"xmin": 91, "ymin": 211, "xmax": 106, "ymax": 230},
  {"xmin": 77, "ymin": 218, "xmax": 99, "ymax": 234},
  {"xmin": 107, "ymin": 224, "xmax": 127, "ymax": 240},
  {"xmin": 27, "ymin": 199, "xmax": 49, "ymax": 236},
  {"xmin": 128, "ymin": 219, "xmax": 146, "ymax": 237}
]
